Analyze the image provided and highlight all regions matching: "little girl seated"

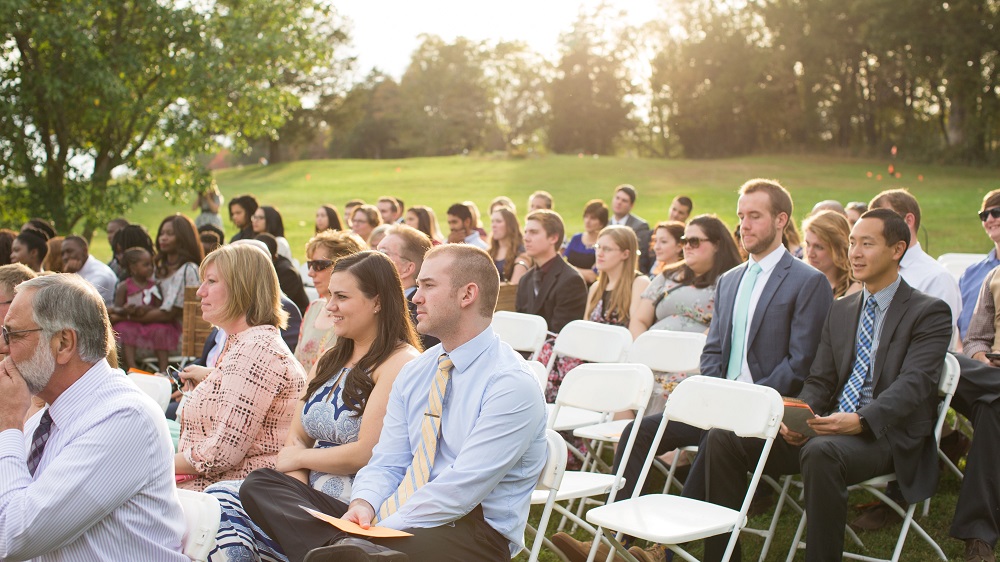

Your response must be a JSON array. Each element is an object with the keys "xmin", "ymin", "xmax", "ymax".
[{"xmin": 112, "ymin": 247, "xmax": 179, "ymax": 372}]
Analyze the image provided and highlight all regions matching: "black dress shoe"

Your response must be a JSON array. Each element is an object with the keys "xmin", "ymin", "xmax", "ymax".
[
  {"xmin": 965, "ymin": 538, "xmax": 997, "ymax": 562},
  {"xmin": 849, "ymin": 502, "xmax": 902, "ymax": 532},
  {"xmin": 304, "ymin": 537, "xmax": 409, "ymax": 562}
]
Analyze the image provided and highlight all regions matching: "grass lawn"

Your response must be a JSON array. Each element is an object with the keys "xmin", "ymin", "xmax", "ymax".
[{"xmin": 91, "ymin": 153, "xmax": 999, "ymax": 262}]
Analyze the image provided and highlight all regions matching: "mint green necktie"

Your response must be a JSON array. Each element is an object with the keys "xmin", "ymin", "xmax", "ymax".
[{"xmin": 727, "ymin": 262, "xmax": 762, "ymax": 380}]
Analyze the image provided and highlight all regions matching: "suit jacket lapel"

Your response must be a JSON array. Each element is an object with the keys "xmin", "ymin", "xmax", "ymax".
[
  {"xmin": 747, "ymin": 253, "xmax": 790, "ymax": 349},
  {"xmin": 838, "ymin": 293, "xmax": 864, "ymax": 386},
  {"xmin": 870, "ymin": 282, "xmax": 912, "ymax": 388},
  {"xmin": 531, "ymin": 260, "xmax": 562, "ymax": 312},
  {"xmin": 720, "ymin": 263, "xmax": 747, "ymax": 356}
]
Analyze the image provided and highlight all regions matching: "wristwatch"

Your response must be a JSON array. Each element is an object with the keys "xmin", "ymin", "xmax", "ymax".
[{"xmin": 857, "ymin": 413, "xmax": 871, "ymax": 435}]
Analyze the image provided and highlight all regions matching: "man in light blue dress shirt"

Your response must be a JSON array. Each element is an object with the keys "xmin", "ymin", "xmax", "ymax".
[
  {"xmin": 0, "ymin": 274, "xmax": 186, "ymax": 561},
  {"xmin": 957, "ymin": 189, "xmax": 1000, "ymax": 339},
  {"xmin": 242, "ymin": 244, "xmax": 547, "ymax": 562}
]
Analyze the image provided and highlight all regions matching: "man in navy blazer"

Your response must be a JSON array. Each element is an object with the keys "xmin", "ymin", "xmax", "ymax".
[{"xmin": 552, "ymin": 179, "xmax": 833, "ymax": 562}]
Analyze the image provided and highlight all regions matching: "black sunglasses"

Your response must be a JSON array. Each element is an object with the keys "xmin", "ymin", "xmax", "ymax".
[
  {"xmin": 307, "ymin": 259, "xmax": 335, "ymax": 272},
  {"xmin": 680, "ymin": 236, "xmax": 710, "ymax": 249},
  {"xmin": 980, "ymin": 208, "xmax": 1000, "ymax": 221},
  {"xmin": 2, "ymin": 325, "xmax": 43, "ymax": 345}
]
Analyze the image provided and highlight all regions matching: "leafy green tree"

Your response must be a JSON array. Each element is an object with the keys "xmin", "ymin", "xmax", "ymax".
[
  {"xmin": 483, "ymin": 41, "xmax": 550, "ymax": 154},
  {"xmin": 326, "ymin": 70, "xmax": 404, "ymax": 159},
  {"xmin": 548, "ymin": 8, "xmax": 633, "ymax": 155},
  {"xmin": 0, "ymin": 0, "xmax": 342, "ymax": 238}
]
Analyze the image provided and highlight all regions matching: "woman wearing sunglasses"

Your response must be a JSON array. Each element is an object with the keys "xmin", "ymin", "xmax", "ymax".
[
  {"xmin": 294, "ymin": 230, "xmax": 367, "ymax": 372},
  {"xmin": 628, "ymin": 215, "xmax": 742, "ymax": 411}
]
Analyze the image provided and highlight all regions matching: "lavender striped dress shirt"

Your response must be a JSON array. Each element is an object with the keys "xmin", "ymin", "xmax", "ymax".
[{"xmin": 0, "ymin": 359, "xmax": 187, "ymax": 561}]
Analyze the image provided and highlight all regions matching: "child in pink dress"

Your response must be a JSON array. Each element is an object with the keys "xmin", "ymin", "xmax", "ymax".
[{"xmin": 112, "ymin": 247, "xmax": 180, "ymax": 372}]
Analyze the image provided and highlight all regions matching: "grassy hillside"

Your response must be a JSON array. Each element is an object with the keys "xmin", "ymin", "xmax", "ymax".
[{"xmin": 91, "ymin": 154, "xmax": 998, "ymax": 262}]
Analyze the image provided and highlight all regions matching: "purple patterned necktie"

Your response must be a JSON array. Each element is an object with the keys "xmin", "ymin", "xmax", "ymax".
[{"xmin": 26, "ymin": 410, "xmax": 53, "ymax": 476}]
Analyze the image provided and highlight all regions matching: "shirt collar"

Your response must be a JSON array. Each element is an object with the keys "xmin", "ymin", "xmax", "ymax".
[
  {"xmin": 862, "ymin": 275, "xmax": 902, "ymax": 312},
  {"xmin": 749, "ymin": 245, "xmax": 786, "ymax": 274},
  {"xmin": 404, "ymin": 286, "xmax": 417, "ymax": 299},
  {"xmin": 900, "ymin": 241, "xmax": 925, "ymax": 269},
  {"xmin": 47, "ymin": 359, "xmax": 114, "ymax": 428},
  {"xmin": 463, "ymin": 232, "xmax": 481, "ymax": 245},
  {"xmin": 442, "ymin": 325, "xmax": 495, "ymax": 372}
]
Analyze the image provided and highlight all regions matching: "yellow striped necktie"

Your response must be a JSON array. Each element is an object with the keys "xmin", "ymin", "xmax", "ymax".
[{"xmin": 377, "ymin": 353, "xmax": 454, "ymax": 520}]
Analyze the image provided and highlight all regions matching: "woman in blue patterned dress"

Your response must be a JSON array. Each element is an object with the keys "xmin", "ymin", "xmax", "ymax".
[{"xmin": 205, "ymin": 250, "xmax": 420, "ymax": 562}]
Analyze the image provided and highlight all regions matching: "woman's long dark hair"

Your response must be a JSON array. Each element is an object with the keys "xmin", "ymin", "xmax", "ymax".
[
  {"xmin": 154, "ymin": 214, "xmax": 204, "ymax": 274},
  {"xmin": 307, "ymin": 251, "xmax": 420, "ymax": 415},
  {"xmin": 317, "ymin": 205, "xmax": 344, "ymax": 233},
  {"xmin": 662, "ymin": 214, "xmax": 742, "ymax": 289},
  {"xmin": 261, "ymin": 206, "xmax": 285, "ymax": 238}
]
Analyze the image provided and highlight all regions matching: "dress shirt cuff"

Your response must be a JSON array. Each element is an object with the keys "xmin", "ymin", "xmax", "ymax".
[
  {"xmin": 351, "ymin": 489, "xmax": 389, "ymax": 519},
  {"xmin": 0, "ymin": 429, "xmax": 29, "ymax": 489}
]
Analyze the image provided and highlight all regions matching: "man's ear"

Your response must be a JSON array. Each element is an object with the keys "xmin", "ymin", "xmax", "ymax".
[
  {"xmin": 458, "ymin": 283, "xmax": 480, "ymax": 310},
  {"xmin": 53, "ymin": 329, "xmax": 77, "ymax": 366}
]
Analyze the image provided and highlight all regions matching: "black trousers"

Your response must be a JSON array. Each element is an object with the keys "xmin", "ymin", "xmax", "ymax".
[
  {"xmin": 240, "ymin": 468, "xmax": 510, "ymax": 562},
  {"xmin": 684, "ymin": 429, "xmax": 894, "ymax": 562},
  {"xmin": 612, "ymin": 414, "xmax": 704, "ymax": 500},
  {"xmin": 951, "ymin": 355, "xmax": 1000, "ymax": 547}
]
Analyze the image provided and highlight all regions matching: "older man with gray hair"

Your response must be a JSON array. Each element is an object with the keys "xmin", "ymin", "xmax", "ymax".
[{"xmin": 0, "ymin": 274, "xmax": 186, "ymax": 561}]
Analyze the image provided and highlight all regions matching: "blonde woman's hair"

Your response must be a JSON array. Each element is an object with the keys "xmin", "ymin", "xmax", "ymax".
[
  {"xmin": 306, "ymin": 229, "xmax": 366, "ymax": 261},
  {"xmin": 803, "ymin": 210, "xmax": 855, "ymax": 298},
  {"xmin": 200, "ymin": 244, "xmax": 288, "ymax": 329},
  {"xmin": 488, "ymin": 207, "xmax": 524, "ymax": 281},
  {"xmin": 586, "ymin": 225, "xmax": 639, "ymax": 321}
]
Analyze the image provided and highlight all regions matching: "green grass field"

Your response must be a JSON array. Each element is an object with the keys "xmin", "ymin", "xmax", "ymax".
[
  {"xmin": 91, "ymin": 153, "xmax": 999, "ymax": 263},
  {"xmin": 101, "ymin": 153, "xmax": 990, "ymax": 560}
]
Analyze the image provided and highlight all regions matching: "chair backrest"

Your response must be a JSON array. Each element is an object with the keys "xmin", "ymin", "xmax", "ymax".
[
  {"xmin": 176, "ymin": 488, "xmax": 222, "ymax": 562},
  {"xmin": 548, "ymin": 320, "xmax": 633, "ymax": 370},
  {"xmin": 495, "ymin": 283, "xmax": 518, "ymax": 312},
  {"xmin": 538, "ymin": 429, "xmax": 568, "ymax": 490},
  {"xmin": 937, "ymin": 253, "xmax": 985, "ymax": 281},
  {"xmin": 628, "ymin": 330, "xmax": 706, "ymax": 373},
  {"xmin": 182, "ymin": 286, "xmax": 214, "ymax": 358},
  {"xmin": 552, "ymin": 362, "xmax": 654, "ymax": 416},
  {"xmin": 935, "ymin": 353, "xmax": 962, "ymax": 441},
  {"xmin": 127, "ymin": 372, "xmax": 171, "ymax": 412},
  {"xmin": 526, "ymin": 360, "xmax": 548, "ymax": 395},
  {"xmin": 493, "ymin": 311, "xmax": 549, "ymax": 361},
  {"xmin": 665, "ymin": 376, "xmax": 783, "ymax": 439}
]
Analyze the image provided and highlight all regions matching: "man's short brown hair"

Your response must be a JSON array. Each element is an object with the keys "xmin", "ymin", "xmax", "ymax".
[
  {"xmin": 615, "ymin": 184, "xmax": 638, "ymax": 204},
  {"xmin": 385, "ymin": 225, "xmax": 432, "ymax": 275},
  {"xmin": 981, "ymin": 189, "xmax": 1000, "ymax": 213},
  {"xmin": 526, "ymin": 209, "xmax": 566, "ymax": 252},
  {"xmin": 529, "ymin": 190, "xmax": 554, "ymax": 210},
  {"xmin": 739, "ymin": 178, "xmax": 793, "ymax": 220},
  {"xmin": 424, "ymin": 245, "xmax": 500, "ymax": 317},
  {"xmin": 870, "ymin": 188, "xmax": 922, "ymax": 231}
]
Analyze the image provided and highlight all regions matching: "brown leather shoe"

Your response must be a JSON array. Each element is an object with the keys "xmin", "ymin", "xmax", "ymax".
[
  {"xmin": 628, "ymin": 544, "xmax": 666, "ymax": 562},
  {"xmin": 849, "ymin": 502, "xmax": 903, "ymax": 532},
  {"xmin": 551, "ymin": 532, "xmax": 625, "ymax": 562},
  {"xmin": 965, "ymin": 538, "xmax": 997, "ymax": 562}
]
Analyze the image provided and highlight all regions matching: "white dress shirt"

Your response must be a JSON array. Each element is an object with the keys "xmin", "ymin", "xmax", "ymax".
[
  {"xmin": 462, "ymin": 231, "xmax": 489, "ymax": 250},
  {"xmin": 898, "ymin": 241, "xmax": 961, "ymax": 330},
  {"xmin": 75, "ymin": 255, "xmax": 119, "ymax": 306},
  {"xmin": 731, "ymin": 246, "xmax": 787, "ymax": 383},
  {"xmin": 0, "ymin": 360, "xmax": 186, "ymax": 561}
]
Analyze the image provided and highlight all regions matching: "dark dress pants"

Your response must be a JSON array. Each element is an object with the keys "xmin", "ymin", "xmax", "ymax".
[
  {"xmin": 950, "ymin": 355, "xmax": 1000, "ymax": 547},
  {"xmin": 240, "ymin": 468, "xmax": 510, "ymax": 562},
  {"xmin": 612, "ymin": 414, "xmax": 704, "ymax": 500},
  {"xmin": 685, "ymin": 429, "xmax": 893, "ymax": 562}
]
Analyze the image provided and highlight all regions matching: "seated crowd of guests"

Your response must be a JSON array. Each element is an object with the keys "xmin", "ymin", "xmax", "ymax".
[{"xmin": 1, "ymin": 180, "xmax": 999, "ymax": 562}]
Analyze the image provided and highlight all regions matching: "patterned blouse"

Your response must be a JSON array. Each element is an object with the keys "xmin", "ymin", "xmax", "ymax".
[
  {"xmin": 295, "ymin": 299, "xmax": 337, "ymax": 372},
  {"xmin": 178, "ymin": 324, "xmax": 306, "ymax": 491}
]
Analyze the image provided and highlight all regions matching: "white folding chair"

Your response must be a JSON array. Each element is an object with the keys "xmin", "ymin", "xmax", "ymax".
[
  {"xmin": 544, "ymin": 320, "xmax": 633, "ymax": 456},
  {"xmin": 544, "ymin": 320, "xmax": 633, "ymax": 372},
  {"xmin": 176, "ymin": 488, "xmax": 222, "ymax": 562},
  {"xmin": 492, "ymin": 311, "xmax": 549, "ymax": 361},
  {"xmin": 128, "ymin": 372, "xmax": 172, "ymax": 412},
  {"xmin": 785, "ymin": 354, "xmax": 960, "ymax": 562},
  {"xmin": 584, "ymin": 376, "xmax": 784, "ymax": 562},
  {"xmin": 541, "ymin": 363, "xmax": 654, "ymax": 541},
  {"xmin": 936, "ymin": 252, "xmax": 985, "ymax": 281},
  {"xmin": 926, "ymin": 352, "xmax": 963, "ymax": 515},
  {"xmin": 525, "ymin": 429, "xmax": 569, "ymax": 562}
]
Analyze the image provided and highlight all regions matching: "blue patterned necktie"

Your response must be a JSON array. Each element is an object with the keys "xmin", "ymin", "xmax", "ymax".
[
  {"xmin": 26, "ymin": 409, "xmax": 53, "ymax": 476},
  {"xmin": 838, "ymin": 296, "xmax": 878, "ymax": 413},
  {"xmin": 727, "ymin": 262, "xmax": 763, "ymax": 379}
]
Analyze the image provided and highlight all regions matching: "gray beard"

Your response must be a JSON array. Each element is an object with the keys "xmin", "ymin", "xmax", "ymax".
[{"xmin": 15, "ymin": 341, "xmax": 55, "ymax": 395}]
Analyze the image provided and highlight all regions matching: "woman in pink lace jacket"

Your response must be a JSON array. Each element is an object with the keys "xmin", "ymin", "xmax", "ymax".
[{"xmin": 175, "ymin": 243, "xmax": 306, "ymax": 491}]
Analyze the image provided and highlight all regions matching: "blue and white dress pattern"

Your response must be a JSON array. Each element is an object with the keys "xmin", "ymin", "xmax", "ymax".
[{"xmin": 205, "ymin": 369, "xmax": 362, "ymax": 562}]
